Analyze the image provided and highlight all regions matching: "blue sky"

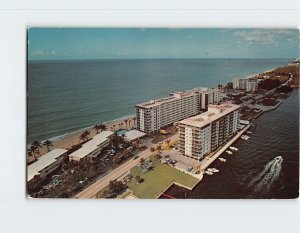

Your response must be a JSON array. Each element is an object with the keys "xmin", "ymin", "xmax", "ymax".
[{"xmin": 28, "ymin": 28, "xmax": 299, "ymax": 60}]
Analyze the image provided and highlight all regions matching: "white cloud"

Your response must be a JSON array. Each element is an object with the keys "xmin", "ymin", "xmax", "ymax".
[
  {"xmin": 233, "ymin": 29, "xmax": 298, "ymax": 45},
  {"xmin": 32, "ymin": 50, "xmax": 44, "ymax": 55},
  {"xmin": 31, "ymin": 50, "xmax": 58, "ymax": 56}
]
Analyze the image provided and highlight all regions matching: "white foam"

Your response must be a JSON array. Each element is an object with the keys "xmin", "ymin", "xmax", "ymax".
[{"xmin": 251, "ymin": 156, "xmax": 283, "ymax": 195}]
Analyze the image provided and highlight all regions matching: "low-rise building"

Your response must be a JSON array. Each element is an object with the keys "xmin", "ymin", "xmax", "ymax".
[
  {"xmin": 68, "ymin": 131, "xmax": 114, "ymax": 161},
  {"xmin": 27, "ymin": 148, "xmax": 68, "ymax": 189},
  {"xmin": 177, "ymin": 103, "xmax": 241, "ymax": 160},
  {"xmin": 135, "ymin": 87, "xmax": 220, "ymax": 134}
]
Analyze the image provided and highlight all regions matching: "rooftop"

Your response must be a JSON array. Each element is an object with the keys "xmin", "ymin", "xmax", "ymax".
[
  {"xmin": 135, "ymin": 87, "xmax": 217, "ymax": 108},
  {"xmin": 124, "ymin": 129, "xmax": 146, "ymax": 142},
  {"xmin": 68, "ymin": 131, "xmax": 114, "ymax": 160},
  {"xmin": 178, "ymin": 103, "xmax": 241, "ymax": 128},
  {"xmin": 27, "ymin": 148, "xmax": 67, "ymax": 182}
]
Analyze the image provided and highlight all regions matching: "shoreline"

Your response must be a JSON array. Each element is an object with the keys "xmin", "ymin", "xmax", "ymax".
[
  {"xmin": 27, "ymin": 64, "xmax": 291, "ymax": 161},
  {"xmin": 27, "ymin": 114, "xmax": 136, "ymax": 161},
  {"xmin": 28, "ymin": 64, "xmax": 283, "ymax": 144}
]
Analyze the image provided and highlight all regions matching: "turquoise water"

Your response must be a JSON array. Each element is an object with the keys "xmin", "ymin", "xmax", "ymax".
[
  {"xmin": 116, "ymin": 129, "xmax": 128, "ymax": 136},
  {"xmin": 27, "ymin": 58, "xmax": 291, "ymax": 142}
]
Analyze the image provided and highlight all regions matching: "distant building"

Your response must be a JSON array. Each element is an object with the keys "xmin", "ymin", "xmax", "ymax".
[
  {"xmin": 68, "ymin": 131, "xmax": 114, "ymax": 161},
  {"xmin": 177, "ymin": 103, "xmax": 241, "ymax": 160},
  {"xmin": 135, "ymin": 87, "xmax": 220, "ymax": 133},
  {"xmin": 246, "ymin": 79, "xmax": 258, "ymax": 92},
  {"xmin": 233, "ymin": 76, "xmax": 258, "ymax": 92}
]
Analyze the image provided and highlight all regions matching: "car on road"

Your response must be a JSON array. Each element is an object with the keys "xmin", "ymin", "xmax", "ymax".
[{"xmin": 79, "ymin": 177, "xmax": 88, "ymax": 184}]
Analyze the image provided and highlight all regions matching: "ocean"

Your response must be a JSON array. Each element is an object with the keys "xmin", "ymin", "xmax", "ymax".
[{"xmin": 27, "ymin": 58, "xmax": 291, "ymax": 143}]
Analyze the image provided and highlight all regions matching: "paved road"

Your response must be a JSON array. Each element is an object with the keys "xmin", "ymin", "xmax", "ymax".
[{"xmin": 75, "ymin": 134, "xmax": 178, "ymax": 199}]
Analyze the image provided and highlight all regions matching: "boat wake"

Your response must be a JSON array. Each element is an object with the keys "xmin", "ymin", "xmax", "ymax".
[{"xmin": 247, "ymin": 156, "xmax": 283, "ymax": 197}]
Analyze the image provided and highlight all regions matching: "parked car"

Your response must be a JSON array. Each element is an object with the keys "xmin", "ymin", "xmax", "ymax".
[{"xmin": 79, "ymin": 177, "xmax": 88, "ymax": 184}]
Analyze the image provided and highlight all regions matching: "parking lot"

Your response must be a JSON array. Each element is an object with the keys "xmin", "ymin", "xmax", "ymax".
[{"xmin": 160, "ymin": 149, "xmax": 201, "ymax": 173}]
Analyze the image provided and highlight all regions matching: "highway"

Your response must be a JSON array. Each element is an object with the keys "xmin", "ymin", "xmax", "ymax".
[{"xmin": 75, "ymin": 134, "xmax": 178, "ymax": 199}]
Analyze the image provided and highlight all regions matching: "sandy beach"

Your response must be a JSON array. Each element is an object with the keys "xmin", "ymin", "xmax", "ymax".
[{"xmin": 28, "ymin": 115, "xmax": 136, "ymax": 162}]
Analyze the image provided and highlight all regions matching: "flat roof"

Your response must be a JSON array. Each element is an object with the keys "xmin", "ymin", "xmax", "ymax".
[
  {"xmin": 68, "ymin": 131, "xmax": 114, "ymax": 160},
  {"xmin": 178, "ymin": 103, "xmax": 241, "ymax": 128},
  {"xmin": 27, "ymin": 148, "xmax": 67, "ymax": 182},
  {"xmin": 124, "ymin": 129, "xmax": 146, "ymax": 142},
  {"xmin": 135, "ymin": 86, "xmax": 217, "ymax": 108}
]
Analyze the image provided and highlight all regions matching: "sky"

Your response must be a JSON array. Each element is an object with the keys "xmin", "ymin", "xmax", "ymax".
[{"xmin": 28, "ymin": 28, "xmax": 299, "ymax": 60}]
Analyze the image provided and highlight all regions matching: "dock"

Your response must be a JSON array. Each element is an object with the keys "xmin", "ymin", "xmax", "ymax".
[{"xmin": 200, "ymin": 124, "xmax": 251, "ymax": 170}]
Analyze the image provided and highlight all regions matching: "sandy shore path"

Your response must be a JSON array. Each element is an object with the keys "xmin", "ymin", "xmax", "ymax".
[{"xmin": 28, "ymin": 115, "xmax": 136, "ymax": 162}]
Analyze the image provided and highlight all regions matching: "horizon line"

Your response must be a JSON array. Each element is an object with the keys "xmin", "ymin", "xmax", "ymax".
[{"xmin": 28, "ymin": 57, "xmax": 295, "ymax": 62}]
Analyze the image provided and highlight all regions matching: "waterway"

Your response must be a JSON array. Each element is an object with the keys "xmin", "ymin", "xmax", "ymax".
[{"xmin": 163, "ymin": 89, "xmax": 299, "ymax": 199}]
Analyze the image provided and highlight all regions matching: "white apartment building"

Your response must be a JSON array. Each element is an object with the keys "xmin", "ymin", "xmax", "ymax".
[
  {"xmin": 135, "ymin": 87, "xmax": 220, "ymax": 134},
  {"xmin": 246, "ymin": 79, "xmax": 258, "ymax": 92},
  {"xmin": 233, "ymin": 76, "xmax": 258, "ymax": 92},
  {"xmin": 177, "ymin": 103, "xmax": 241, "ymax": 160}
]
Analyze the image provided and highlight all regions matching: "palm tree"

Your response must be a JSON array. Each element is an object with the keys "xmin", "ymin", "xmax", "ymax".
[
  {"xmin": 150, "ymin": 147, "xmax": 155, "ymax": 153},
  {"xmin": 79, "ymin": 130, "xmax": 90, "ymax": 142},
  {"xmin": 79, "ymin": 133, "xmax": 85, "ymax": 142},
  {"xmin": 84, "ymin": 130, "xmax": 90, "ymax": 139},
  {"xmin": 128, "ymin": 120, "xmax": 131, "ymax": 129},
  {"xmin": 165, "ymin": 139, "xmax": 171, "ymax": 146},
  {"xmin": 113, "ymin": 125, "xmax": 116, "ymax": 131},
  {"xmin": 139, "ymin": 158, "xmax": 145, "ymax": 165},
  {"xmin": 31, "ymin": 140, "xmax": 42, "ymax": 156},
  {"xmin": 27, "ymin": 146, "xmax": 37, "ymax": 160},
  {"xmin": 156, "ymin": 144, "xmax": 162, "ymax": 152},
  {"xmin": 121, "ymin": 122, "xmax": 124, "ymax": 129},
  {"xmin": 99, "ymin": 124, "xmax": 107, "ymax": 132},
  {"xmin": 43, "ymin": 140, "xmax": 53, "ymax": 152},
  {"xmin": 124, "ymin": 119, "xmax": 128, "ymax": 129},
  {"xmin": 93, "ymin": 124, "xmax": 100, "ymax": 134},
  {"xmin": 135, "ymin": 175, "xmax": 141, "ymax": 184}
]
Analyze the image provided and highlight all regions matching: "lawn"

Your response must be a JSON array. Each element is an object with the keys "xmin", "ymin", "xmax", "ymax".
[{"xmin": 127, "ymin": 157, "xmax": 199, "ymax": 199}]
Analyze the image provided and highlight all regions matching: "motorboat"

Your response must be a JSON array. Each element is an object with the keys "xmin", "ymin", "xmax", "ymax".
[
  {"xmin": 226, "ymin": 150, "xmax": 233, "ymax": 155},
  {"xmin": 205, "ymin": 171, "xmax": 213, "ymax": 175},
  {"xmin": 229, "ymin": 146, "xmax": 238, "ymax": 151},
  {"xmin": 211, "ymin": 168, "xmax": 219, "ymax": 173},
  {"xmin": 219, "ymin": 158, "xmax": 226, "ymax": 162},
  {"xmin": 241, "ymin": 135, "xmax": 249, "ymax": 140}
]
